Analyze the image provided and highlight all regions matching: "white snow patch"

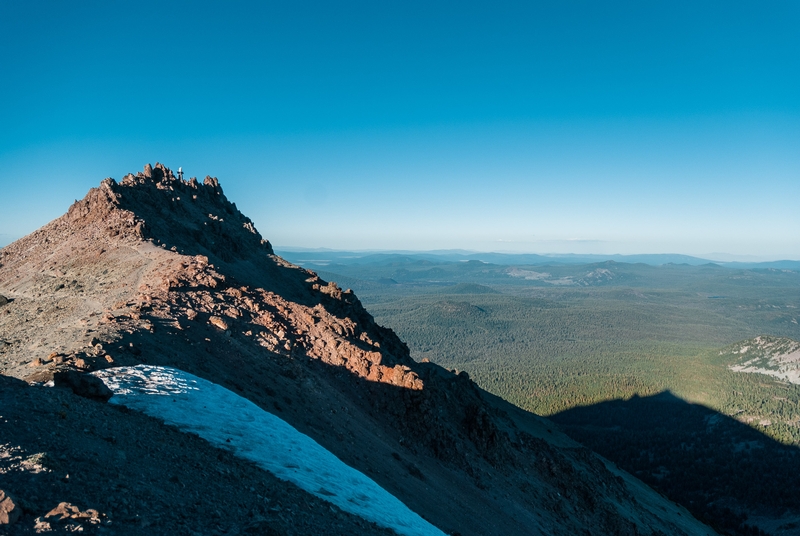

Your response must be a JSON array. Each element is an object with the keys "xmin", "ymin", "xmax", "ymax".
[{"xmin": 93, "ymin": 365, "xmax": 445, "ymax": 536}]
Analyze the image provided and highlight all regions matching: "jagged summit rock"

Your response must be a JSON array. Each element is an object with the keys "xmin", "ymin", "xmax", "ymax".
[
  {"xmin": 0, "ymin": 164, "xmax": 716, "ymax": 535},
  {"xmin": 75, "ymin": 162, "xmax": 273, "ymax": 259}
]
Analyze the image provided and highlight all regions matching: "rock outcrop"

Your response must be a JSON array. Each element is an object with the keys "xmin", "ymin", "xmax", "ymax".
[
  {"xmin": 0, "ymin": 490, "xmax": 20, "ymax": 526},
  {"xmin": 53, "ymin": 369, "xmax": 113, "ymax": 401}
]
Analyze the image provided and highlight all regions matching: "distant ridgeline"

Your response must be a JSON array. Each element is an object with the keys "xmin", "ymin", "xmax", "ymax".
[{"xmin": 276, "ymin": 248, "xmax": 800, "ymax": 271}]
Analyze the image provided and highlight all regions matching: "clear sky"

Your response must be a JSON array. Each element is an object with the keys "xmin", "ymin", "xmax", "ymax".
[{"xmin": 1, "ymin": 1, "xmax": 798, "ymax": 260}]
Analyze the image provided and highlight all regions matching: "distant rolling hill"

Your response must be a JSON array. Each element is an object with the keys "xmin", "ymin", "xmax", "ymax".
[
  {"xmin": 277, "ymin": 248, "xmax": 800, "ymax": 271},
  {"xmin": 276, "ymin": 248, "xmax": 720, "ymax": 267}
]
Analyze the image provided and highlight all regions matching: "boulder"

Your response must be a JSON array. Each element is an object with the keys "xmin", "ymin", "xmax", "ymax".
[
  {"xmin": 45, "ymin": 502, "xmax": 101, "ymax": 522},
  {"xmin": 53, "ymin": 370, "xmax": 113, "ymax": 401},
  {"xmin": 0, "ymin": 489, "xmax": 20, "ymax": 525},
  {"xmin": 209, "ymin": 316, "xmax": 229, "ymax": 331}
]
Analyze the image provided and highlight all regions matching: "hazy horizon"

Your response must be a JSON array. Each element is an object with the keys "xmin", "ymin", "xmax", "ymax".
[
  {"xmin": 2, "ymin": 229, "xmax": 797, "ymax": 263},
  {"xmin": 1, "ymin": 2, "xmax": 797, "ymax": 259},
  {"xmin": 2, "ymin": 230, "xmax": 798, "ymax": 264},
  {"xmin": 271, "ymin": 245, "xmax": 797, "ymax": 264}
]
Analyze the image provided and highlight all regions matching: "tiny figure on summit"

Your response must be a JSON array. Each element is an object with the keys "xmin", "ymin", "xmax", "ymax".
[{"xmin": 178, "ymin": 167, "xmax": 184, "ymax": 181}]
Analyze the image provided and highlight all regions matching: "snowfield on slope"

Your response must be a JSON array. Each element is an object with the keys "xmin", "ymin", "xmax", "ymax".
[{"xmin": 93, "ymin": 365, "xmax": 445, "ymax": 536}]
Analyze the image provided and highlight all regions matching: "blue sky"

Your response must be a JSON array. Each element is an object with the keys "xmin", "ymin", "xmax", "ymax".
[{"xmin": 1, "ymin": 1, "xmax": 798, "ymax": 259}]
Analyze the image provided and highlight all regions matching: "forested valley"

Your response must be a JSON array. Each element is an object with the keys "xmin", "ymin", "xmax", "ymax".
[{"xmin": 279, "ymin": 251, "xmax": 800, "ymax": 535}]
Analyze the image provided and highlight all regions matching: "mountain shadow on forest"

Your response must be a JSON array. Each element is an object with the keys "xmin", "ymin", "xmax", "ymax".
[{"xmin": 551, "ymin": 391, "xmax": 800, "ymax": 536}]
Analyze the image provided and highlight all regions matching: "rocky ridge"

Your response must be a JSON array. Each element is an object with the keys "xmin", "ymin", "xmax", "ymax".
[
  {"xmin": 0, "ymin": 164, "xmax": 715, "ymax": 535},
  {"xmin": 726, "ymin": 336, "xmax": 800, "ymax": 384}
]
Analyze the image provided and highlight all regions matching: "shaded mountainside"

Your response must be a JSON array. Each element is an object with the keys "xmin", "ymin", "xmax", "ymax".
[
  {"xmin": 0, "ymin": 164, "xmax": 714, "ymax": 535},
  {"xmin": 551, "ymin": 392, "xmax": 800, "ymax": 536}
]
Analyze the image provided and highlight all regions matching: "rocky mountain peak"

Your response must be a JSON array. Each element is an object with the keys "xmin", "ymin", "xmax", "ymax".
[
  {"xmin": 1, "ymin": 162, "xmax": 419, "ymax": 392},
  {"xmin": 0, "ymin": 165, "xmax": 715, "ymax": 536},
  {"xmin": 69, "ymin": 162, "xmax": 272, "ymax": 260}
]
